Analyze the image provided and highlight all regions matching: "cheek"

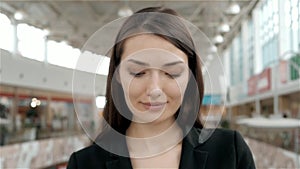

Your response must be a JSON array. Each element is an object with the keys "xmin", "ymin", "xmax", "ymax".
[
  {"xmin": 120, "ymin": 70, "xmax": 143, "ymax": 99},
  {"xmin": 165, "ymin": 84, "xmax": 181, "ymax": 98},
  {"xmin": 166, "ymin": 76, "xmax": 189, "ymax": 101},
  {"xmin": 126, "ymin": 79, "xmax": 146, "ymax": 100},
  {"xmin": 164, "ymin": 82, "xmax": 184, "ymax": 103}
]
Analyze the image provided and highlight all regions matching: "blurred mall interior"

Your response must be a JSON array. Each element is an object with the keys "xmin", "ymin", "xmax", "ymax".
[{"xmin": 0, "ymin": 0, "xmax": 299, "ymax": 168}]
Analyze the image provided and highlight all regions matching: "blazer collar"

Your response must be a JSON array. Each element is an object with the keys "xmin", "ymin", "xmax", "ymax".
[
  {"xmin": 179, "ymin": 127, "xmax": 208, "ymax": 169},
  {"xmin": 106, "ymin": 127, "xmax": 208, "ymax": 169},
  {"xmin": 106, "ymin": 154, "xmax": 132, "ymax": 169},
  {"xmin": 104, "ymin": 131, "xmax": 133, "ymax": 169}
]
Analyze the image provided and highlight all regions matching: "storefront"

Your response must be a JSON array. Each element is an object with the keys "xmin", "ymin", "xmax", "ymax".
[
  {"xmin": 279, "ymin": 91, "xmax": 300, "ymax": 119},
  {"xmin": 0, "ymin": 84, "xmax": 94, "ymax": 146}
]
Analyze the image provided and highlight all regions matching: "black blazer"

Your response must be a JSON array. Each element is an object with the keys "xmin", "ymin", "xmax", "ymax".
[{"xmin": 67, "ymin": 128, "xmax": 256, "ymax": 169}]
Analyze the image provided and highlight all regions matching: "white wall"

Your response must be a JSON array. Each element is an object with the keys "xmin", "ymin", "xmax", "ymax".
[{"xmin": 0, "ymin": 49, "xmax": 107, "ymax": 96}]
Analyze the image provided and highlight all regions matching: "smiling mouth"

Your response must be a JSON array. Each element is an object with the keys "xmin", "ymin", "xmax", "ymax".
[{"xmin": 141, "ymin": 102, "xmax": 167, "ymax": 111}]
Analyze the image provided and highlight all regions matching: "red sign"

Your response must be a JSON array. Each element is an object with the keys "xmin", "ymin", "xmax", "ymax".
[
  {"xmin": 257, "ymin": 68, "xmax": 271, "ymax": 93},
  {"xmin": 247, "ymin": 68, "xmax": 272, "ymax": 95},
  {"xmin": 279, "ymin": 60, "xmax": 288, "ymax": 83},
  {"xmin": 247, "ymin": 76, "xmax": 258, "ymax": 96}
]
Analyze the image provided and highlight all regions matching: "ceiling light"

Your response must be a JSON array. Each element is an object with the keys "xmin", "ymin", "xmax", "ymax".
[
  {"xmin": 30, "ymin": 97, "xmax": 41, "ymax": 108},
  {"xmin": 14, "ymin": 11, "xmax": 23, "ymax": 20},
  {"xmin": 226, "ymin": 2, "xmax": 240, "ymax": 15},
  {"xmin": 214, "ymin": 35, "xmax": 224, "ymax": 44},
  {"xmin": 30, "ymin": 101, "xmax": 37, "ymax": 108},
  {"xmin": 207, "ymin": 54, "xmax": 213, "ymax": 60},
  {"xmin": 118, "ymin": 6, "xmax": 133, "ymax": 17},
  {"xmin": 210, "ymin": 45, "xmax": 218, "ymax": 53},
  {"xmin": 219, "ymin": 23, "xmax": 230, "ymax": 33}
]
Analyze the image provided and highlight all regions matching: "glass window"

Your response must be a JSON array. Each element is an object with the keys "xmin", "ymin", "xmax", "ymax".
[
  {"xmin": 291, "ymin": 0, "xmax": 299, "ymax": 51},
  {"xmin": 79, "ymin": 51, "xmax": 110, "ymax": 75},
  {"xmin": 299, "ymin": 0, "xmax": 300, "ymax": 49},
  {"xmin": 248, "ymin": 19, "xmax": 255, "ymax": 76},
  {"xmin": 238, "ymin": 34, "xmax": 243, "ymax": 82},
  {"xmin": 261, "ymin": 0, "xmax": 279, "ymax": 68},
  {"xmin": 47, "ymin": 40, "xmax": 80, "ymax": 69},
  {"xmin": 229, "ymin": 34, "xmax": 243, "ymax": 85},
  {"xmin": 282, "ymin": 0, "xmax": 300, "ymax": 54},
  {"xmin": 0, "ymin": 13, "xmax": 13, "ymax": 52},
  {"xmin": 17, "ymin": 24, "xmax": 46, "ymax": 61},
  {"xmin": 96, "ymin": 55, "xmax": 110, "ymax": 75},
  {"xmin": 230, "ymin": 45, "xmax": 235, "ymax": 85}
]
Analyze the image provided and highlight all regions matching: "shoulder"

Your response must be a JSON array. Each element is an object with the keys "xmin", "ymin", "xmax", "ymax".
[
  {"xmin": 67, "ymin": 144, "xmax": 110, "ymax": 169},
  {"xmin": 207, "ymin": 127, "xmax": 237, "ymax": 137},
  {"xmin": 192, "ymin": 127, "xmax": 245, "ymax": 142},
  {"xmin": 209, "ymin": 128, "xmax": 250, "ymax": 152},
  {"xmin": 76, "ymin": 143, "xmax": 110, "ymax": 157},
  {"xmin": 211, "ymin": 128, "xmax": 243, "ymax": 143},
  {"xmin": 191, "ymin": 127, "xmax": 240, "ymax": 143},
  {"xmin": 193, "ymin": 128, "xmax": 255, "ymax": 169},
  {"xmin": 193, "ymin": 128, "xmax": 250, "ymax": 151}
]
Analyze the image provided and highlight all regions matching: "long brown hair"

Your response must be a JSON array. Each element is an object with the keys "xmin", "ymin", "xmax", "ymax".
[{"xmin": 103, "ymin": 7, "xmax": 204, "ymax": 135}]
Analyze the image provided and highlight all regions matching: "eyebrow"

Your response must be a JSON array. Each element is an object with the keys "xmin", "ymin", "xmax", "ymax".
[
  {"xmin": 127, "ymin": 59, "xmax": 184, "ymax": 67},
  {"xmin": 163, "ymin": 61, "xmax": 185, "ymax": 67},
  {"xmin": 127, "ymin": 59, "xmax": 149, "ymax": 66}
]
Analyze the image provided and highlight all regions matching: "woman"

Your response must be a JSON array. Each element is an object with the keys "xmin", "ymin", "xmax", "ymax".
[{"xmin": 67, "ymin": 7, "xmax": 255, "ymax": 169}]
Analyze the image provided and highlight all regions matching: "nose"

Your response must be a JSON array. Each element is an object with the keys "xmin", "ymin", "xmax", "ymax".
[
  {"xmin": 148, "ymin": 88, "xmax": 162, "ymax": 99},
  {"xmin": 147, "ymin": 71, "xmax": 163, "ymax": 99}
]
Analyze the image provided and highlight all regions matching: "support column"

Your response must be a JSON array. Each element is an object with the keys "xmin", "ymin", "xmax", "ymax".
[
  {"xmin": 11, "ymin": 19, "xmax": 18, "ymax": 56},
  {"xmin": 44, "ymin": 36, "xmax": 48, "ymax": 64},
  {"xmin": 255, "ymin": 99, "xmax": 261, "ymax": 115},
  {"xmin": 274, "ymin": 95, "xmax": 279, "ymax": 115},
  {"xmin": 273, "ymin": 64, "xmax": 280, "ymax": 115}
]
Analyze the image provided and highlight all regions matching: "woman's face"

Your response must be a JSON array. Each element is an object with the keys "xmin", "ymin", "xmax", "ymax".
[{"xmin": 119, "ymin": 34, "xmax": 189, "ymax": 124}]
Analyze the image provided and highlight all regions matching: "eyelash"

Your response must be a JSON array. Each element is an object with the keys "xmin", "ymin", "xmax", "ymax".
[
  {"xmin": 167, "ymin": 73, "xmax": 181, "ymax": 78},
  {"xmin": 129, "ymin": 71, "xmax": 181, "ymax": 78},
  {"xmin": 129, "ymin": 72, "xmax": 145, "ymax": 77}
]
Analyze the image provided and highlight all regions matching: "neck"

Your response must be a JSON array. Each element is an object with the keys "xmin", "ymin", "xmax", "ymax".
[
  {"xmin": 125, "ymin": 118, "xmax": 183, "ymax": 158},
  {"xmin": 126, "ymin": 117, "xmax": 176, "ymax": 138}
]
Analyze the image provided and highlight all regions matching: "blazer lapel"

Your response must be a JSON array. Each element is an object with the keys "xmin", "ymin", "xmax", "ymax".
[
  {"xmin": 101, "ymin": 130, "xmax": 133, "ymax": 169},
  {"xmin": 179, "ymin": 128, "xmax": 208, "ymax": 169}
]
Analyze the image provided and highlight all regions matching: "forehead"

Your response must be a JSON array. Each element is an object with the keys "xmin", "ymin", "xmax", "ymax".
[{"xmin": 121, "ymin": 34, "xmax": 188, "ymax": 63}]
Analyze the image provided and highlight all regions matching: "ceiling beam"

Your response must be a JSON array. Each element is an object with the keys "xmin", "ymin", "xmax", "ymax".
[
  {"xmin": 84, "ymin": 1, "xmax": 103, "ymax": 21},
  {"xmin": 188, "ymin": 4, "xmax": 203, "ymax": 21},
  {"xmin": 219, "ymin": 0, "xmax": 259, "ymax": 53},
  {"xmin": 0, "ymin": 3, "xmax": 16, "ymax": 15},
  {"xmin": 194, "ymin": 22, "xmax": 220, "ymax": 28},
  {"xmin": 48, "ymin": 1, "xmax": 78, "ymax": 35}
]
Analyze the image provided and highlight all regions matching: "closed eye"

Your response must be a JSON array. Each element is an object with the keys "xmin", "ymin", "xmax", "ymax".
[
  {"xmin": 165, "ymin": 72, "xmax": 181, "ymax": 78},
  {"xmin": 130, "ymin": 71, "xmax": 146, "ymax": 77}
]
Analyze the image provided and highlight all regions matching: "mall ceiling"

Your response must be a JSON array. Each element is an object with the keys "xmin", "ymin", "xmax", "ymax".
[{"xmin": 1, "ymin": 0, "xmax": 258, "ymax": 57}]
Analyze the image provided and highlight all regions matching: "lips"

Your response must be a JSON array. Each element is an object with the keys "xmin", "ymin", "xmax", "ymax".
[{"xmin": 141, "ymin": 102, "xmax": 166, "ymax": 111}]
